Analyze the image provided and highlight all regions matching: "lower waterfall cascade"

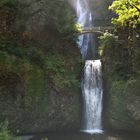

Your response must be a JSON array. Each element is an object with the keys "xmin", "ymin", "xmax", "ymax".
[{"xmin": 81, "ymin": 60, "xmax": 103, "ymax": 134}]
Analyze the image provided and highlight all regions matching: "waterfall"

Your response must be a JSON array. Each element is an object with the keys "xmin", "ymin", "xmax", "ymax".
[
  {"xmin": 82, "ymin": 60, "xmax": 103, "ymax": 134},
  {"xmin": 75, "ymin": 0, "xmax": 103, "ymax": 134},
  {"xmin": 76, "ymin": 0, "xmax": 97, "ymax": 60}
]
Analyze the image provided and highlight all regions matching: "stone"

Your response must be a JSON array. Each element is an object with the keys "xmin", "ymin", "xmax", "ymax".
[{"xmin": 127, "ymin": 96, "xmax": 140, "ymax": 121}]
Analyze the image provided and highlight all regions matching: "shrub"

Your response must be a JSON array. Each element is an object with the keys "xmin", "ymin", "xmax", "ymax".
[
  {"xmin": 0, "ymin": 121, "xmax": 20, "ymax": 140},
  {"xmin": 0, "ymin": 0, "xmax": 17, "ymax": 8}
]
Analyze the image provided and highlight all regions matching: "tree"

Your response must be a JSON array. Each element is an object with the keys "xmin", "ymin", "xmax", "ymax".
[{"xmin": 109, "ymin": 0, "xmax": 140, "ymax": 29}]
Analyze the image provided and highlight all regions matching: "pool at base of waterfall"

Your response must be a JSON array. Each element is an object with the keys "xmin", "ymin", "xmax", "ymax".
[
  {"xmin": 80, "ymin": 129, "xmax": 103, "ymax": 134},
  {"xmin": 20, "ymin": 131, "xmax": 140, "ymax": 140}
]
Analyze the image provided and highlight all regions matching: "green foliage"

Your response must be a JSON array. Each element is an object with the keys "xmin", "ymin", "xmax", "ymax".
[
  {"xmin": 126, "ymin": 74, "xmax": 140, "ymax": 95},
  {"xmin": 52, "ymin": 1, "xmax": 76, "ymax": 40},
  {"xmin": 99, "ymin": 32, "xmax": 132, "ymax": 79},
  {"xmin": 0, "ymin": 121, "xmax": 20, "ymax": 140},
  {"xmin": 111, "ymin": 80, "xmax": 126, "ymax": 95},
  {"xmin": 26, "ymin": 65, "xmax": 46, "ymax": 98},
  {"xmin": 0, "ymin": 121, "xmax": 12, "ymax": 140},
  {"xmin": 0, "ymin": 0, "xmax": 17, "ymax": 8},
  {"xmin": 46, "ymin": 54, "xmax": 65, "ymax": 73},
  {"xmin": 75, "ymin": 24, "xmax": 83, "ymax": 32},
  {"xmin": 0, "ymin": 42, "xmax": 81, "ymax": 131},
  {"xmin": 41, "ymin": 138, "xmax": 48, "ymax": 140},
  {"xmin": 109, "ymin": 0, "xmax": 140, "ymax": 28},
  {"xmin": 45, "ymin": 53, "xmax": 81, "ymax": 89},
  {"xmin": 0, "ymin": 0, "xmax": 81, "ymax": 133},
  {"xmin": 53, "ymin": 74, "xmax": 79, "ymax": 89},
  {"xmin": 0, "ymin": 41, "xmax": 46, "ymax": 68},
  {"xmin": 99, "ymin": 32, "xmax": 118, "ymax": 56},
  {"xmin": 133, "ymin": 47, "xmax": 140, "ymax": 73},
  {"xmin": 108, "ymin": 79, "xmax": 135, "ymax": 128},
  {"xmin": 20, "ymin": 0, "xmax": 76, "ymax": 41}
]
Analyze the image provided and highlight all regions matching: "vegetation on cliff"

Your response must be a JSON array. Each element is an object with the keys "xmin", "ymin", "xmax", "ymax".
[
  {"xmin": 109, "ymin": 0, "xmax": 140, "ymax": 29},
  {"xmin": 0, "ymin": 0, "xmax": 82, "ymax": 134},
  {"xmin": 99, "ymin": 0, "xmax": 140, "ymax": 131},
  {"xmin": 0, "ymin": 121, "xmax": 21, "ymax": 140}
]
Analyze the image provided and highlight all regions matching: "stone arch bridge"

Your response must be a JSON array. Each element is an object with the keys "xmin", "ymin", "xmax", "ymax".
[{"xmin": 79, "ymin": 26, "xmax": 114, "ymax": 35}]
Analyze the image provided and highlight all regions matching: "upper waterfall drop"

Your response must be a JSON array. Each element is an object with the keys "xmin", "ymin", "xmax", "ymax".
[
  {"xmin": 76, "ymin": 0, "xmax": 90, "ymax": 58},
  {"xmin": 76, "ymin": 0, "xmax": 97, "ymax": 60}
]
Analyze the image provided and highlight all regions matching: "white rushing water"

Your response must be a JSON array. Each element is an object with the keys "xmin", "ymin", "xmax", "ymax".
[
  {"xmin": 75, "ymin": 0, "xmax": 103, "ymax": 134},
  {"xmin": 76, "ymin": 0, "xmax": 96, "ymax": 59},
  {"xmin": 82, "ymin": 60, "xmax": 103, "ymax": 134}
]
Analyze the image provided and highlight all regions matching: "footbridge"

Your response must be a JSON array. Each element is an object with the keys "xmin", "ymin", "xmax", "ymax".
[{"xmin": 79, "ymin": 26, "xmax": 114, "ymax": 34}]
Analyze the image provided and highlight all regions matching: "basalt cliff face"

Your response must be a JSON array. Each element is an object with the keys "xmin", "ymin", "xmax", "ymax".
[
  {"xmin": 101, "ymin": 32, "xmax": 140, "ymax": 132},
  {"xmin": 0, "ymin": 0, "xmax": 82, "ymax": 133}
]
